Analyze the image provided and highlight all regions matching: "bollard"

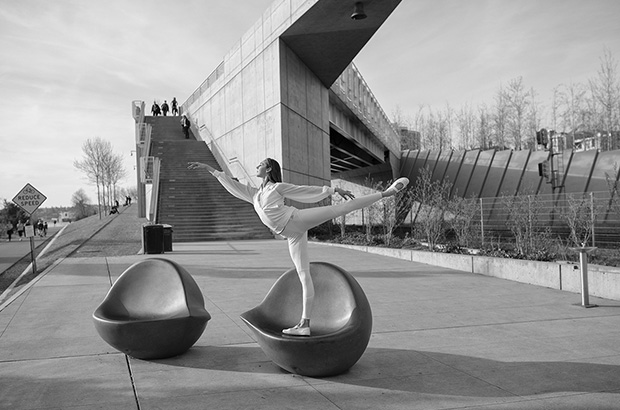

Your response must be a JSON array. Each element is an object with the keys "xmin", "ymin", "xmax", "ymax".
[{"xmin": 571, "ymin": 247, "xmax": 597, "ymax": 308}]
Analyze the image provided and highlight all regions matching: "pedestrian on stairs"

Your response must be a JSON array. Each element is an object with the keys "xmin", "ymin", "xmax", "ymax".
[
  {"xmin": 187, "ymin": 158, "xmax": 409, "ymax": 337},
  {"xmin": 151, "ymin": 101, "xmax": 161, "ymax": 116},
  {"xmin": 171, "ymin": 98, "xmax": 178, "ymax": 115},
  {"xmin": 180, "ymin": 115, "xmax": 191, "ymax": 139},
  {"xmin": 161, "ymin": 100, "xmax": 169, "ymax": 116}
]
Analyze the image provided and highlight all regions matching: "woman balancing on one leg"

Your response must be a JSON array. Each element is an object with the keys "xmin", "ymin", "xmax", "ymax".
[{"xmin": 188, "ymin": 158, "xmax": 409, "ymax": 336}]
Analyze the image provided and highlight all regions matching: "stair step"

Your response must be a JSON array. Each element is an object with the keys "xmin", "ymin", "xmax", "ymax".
[{"xmin": 147, "ymin": 123, "xmax": 273, "ymax": 241}]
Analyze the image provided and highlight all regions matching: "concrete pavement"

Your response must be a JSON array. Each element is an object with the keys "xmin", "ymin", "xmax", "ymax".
[
  {"xmin": 1, "ymin": 239, "xmax": 620, "ymax": 409},
  {"xmin": 0, "ymin": 226, "xmax": 62, "ymax": 274}
]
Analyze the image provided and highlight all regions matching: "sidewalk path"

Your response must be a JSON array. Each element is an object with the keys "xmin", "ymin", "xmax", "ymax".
[
  {"xmin": 1, "ymin": 239, "xmax": 620, "ymax": 409},
  {"xmin": 0, "ymin": 227, "xmax": 62, "ymax": 274}
]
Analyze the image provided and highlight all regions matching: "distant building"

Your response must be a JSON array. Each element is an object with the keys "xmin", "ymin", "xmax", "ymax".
[
  {"xmin": 59, "ymin": 211, "xmax": 75, "ymax": 223},
  {"xmin": 395, "ymin": 124, "xmax": 421, "ymax": 150}
]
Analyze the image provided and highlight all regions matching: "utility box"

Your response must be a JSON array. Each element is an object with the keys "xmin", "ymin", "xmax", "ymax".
[
  {"xmin": 143, "ymin": 224, "xmax": 164, "ymax": 254},
  {"xmin": 162, "ymin": 224, "xmax": 173, "ymax": 252}
]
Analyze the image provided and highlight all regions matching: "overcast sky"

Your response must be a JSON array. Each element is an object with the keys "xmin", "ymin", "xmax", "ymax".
[{"xmin": 1, "ymin": 0, "xmax": 619, "ymax": 207}]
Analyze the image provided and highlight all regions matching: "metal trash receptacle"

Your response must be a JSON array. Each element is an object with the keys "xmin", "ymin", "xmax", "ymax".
[
  {"xmin": 143, "ymin": 224, "xmax": 164, "ymax": 254},
  {"xmin": 162, "ymin": 224, "xmax": 173, "ymax": 252}
]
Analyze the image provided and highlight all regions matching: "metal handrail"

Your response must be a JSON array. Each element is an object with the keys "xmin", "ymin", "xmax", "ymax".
[
  {"xmin": 132, "ymin": 100, "xmax": 145, "ymax": 123},
  {"xmin": 147, "ymin": 157, "xmax": 161, "ymax": 222},
  {"xmin": 198, "ymin": 124, "xmax": 258, "ymax": 188}
]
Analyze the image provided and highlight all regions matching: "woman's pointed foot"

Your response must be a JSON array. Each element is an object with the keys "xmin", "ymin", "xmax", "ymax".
[
  {"xmin": 282, "ymin": 326, "xmax": 310, "ymax": 336},
  {"xmin": 383, "ymin": 177, "xmax": 409, "ymax": 197},
  {"xmin": 282, "ymin": 320, "xmax": 311, "ymax": 336}
]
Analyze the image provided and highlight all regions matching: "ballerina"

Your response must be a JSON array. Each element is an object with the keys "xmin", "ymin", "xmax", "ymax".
[{"xmin": 188, "ymin": 158, "xmax": 408, "ymax": 336}]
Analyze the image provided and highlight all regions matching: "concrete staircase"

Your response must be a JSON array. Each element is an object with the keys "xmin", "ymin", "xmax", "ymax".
[{"xmin": 145, "ymin": 116, "xmax": 273, "ymax": 242}]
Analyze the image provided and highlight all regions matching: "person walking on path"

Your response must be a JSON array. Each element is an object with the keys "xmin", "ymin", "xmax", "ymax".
[
  {"xmin": 188, "ymin": 158, "xmax": 409, "ymax": 336},
  {"xmin": 5, "ymin": 221, "xmax": 14, "ymax": 242},
  {"xmin": 161, "ymin": 100, "xmax": 169, "ymax": 116},
  {"xmin": 180, "ymin": 115, "xmax": 191, "ymax": 139},
  {"xmin": 16, "ymin": 221, "xmax": 25, "ymax": 241},
  {"xmin": 171, "ymin": 97, "xmax": 178, "ymax": 116}
]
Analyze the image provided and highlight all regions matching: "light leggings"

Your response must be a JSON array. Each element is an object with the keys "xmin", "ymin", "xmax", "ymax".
[{"xmin": 279, "ymin": 192, "xmax": 383, "ymax": 321}]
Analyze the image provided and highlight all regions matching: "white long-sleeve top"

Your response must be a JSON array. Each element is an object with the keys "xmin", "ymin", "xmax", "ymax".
[{"xmin": 210, "ymin": 170, "xmax": 335, "ymax": 234}]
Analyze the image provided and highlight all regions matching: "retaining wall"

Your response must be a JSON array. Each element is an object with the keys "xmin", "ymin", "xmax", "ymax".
[{"xmin": 314, "ymin": 242, "xmax": 620, "ymax": 301}]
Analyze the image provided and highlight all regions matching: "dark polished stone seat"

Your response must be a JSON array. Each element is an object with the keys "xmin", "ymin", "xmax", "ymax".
[
  {"xmin": 93, "ymin": 258, "xmax": 210, "ymax": 359},
  {"xmin": 240, "ymin": 262, "xmax": 372, "ymax": 377}
]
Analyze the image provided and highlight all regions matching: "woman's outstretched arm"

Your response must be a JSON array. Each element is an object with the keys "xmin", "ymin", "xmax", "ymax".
[
  {"xmin": 187, "ymin": 161, "xmax": 257, "ymax": 204},
  {"xmin": 187, "ymin": 161, "xmax": 216, "ymax": 173}
]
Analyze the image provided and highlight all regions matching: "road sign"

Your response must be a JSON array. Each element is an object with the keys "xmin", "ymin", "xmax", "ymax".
[{"xmin": 12, "ymin": 183, "xmax": 47, "ymax": 215}]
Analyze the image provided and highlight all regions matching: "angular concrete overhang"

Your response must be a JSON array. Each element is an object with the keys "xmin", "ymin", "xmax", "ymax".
[{"xmin": 281, "ymin": 0, "xmax": 402, "ymax": 88}]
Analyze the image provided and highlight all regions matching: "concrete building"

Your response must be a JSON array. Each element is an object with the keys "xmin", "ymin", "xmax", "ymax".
[{"xmin": 181, "ymin": 0, "xmax": 403, "ymax": 189}]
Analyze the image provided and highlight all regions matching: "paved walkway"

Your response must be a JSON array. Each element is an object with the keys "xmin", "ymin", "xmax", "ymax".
[
  {"xmin": 1, "ymin": 239, "xmax": 620, "ymax": 409},
  {"xmin": 0, "ymin": 226, "xmax": 62, "ymax": 274}
]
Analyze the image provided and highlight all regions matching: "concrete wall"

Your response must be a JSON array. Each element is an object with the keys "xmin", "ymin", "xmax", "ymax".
[
  {"xmin": 182, "ymin": 0, "xmax": 401, "ymax": 189},
  {"xmin": 280, "ymin": 41, "xmax": 331, "ymax": 186},
  {"xmin": 315, "ymin": 242, "xmax": 620, "ymax": 302},
  {"xmin": 184, "ymin": 0, "xmax": 331, "ymax": 188}
]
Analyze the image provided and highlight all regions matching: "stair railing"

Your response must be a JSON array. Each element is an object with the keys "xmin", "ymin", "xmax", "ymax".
[
  {"xmin": 132, "ymin": 100, "xmax": 145, "ymax": 123},
  {"xmin": 197, "ymin": 123, "xmax": 258, "ymax": 188},
  {"xmin": 142, "ymin": 156, "xmax": 161, "ymax": 222},
  {"xmin": 228, "ymin": 156, "xmax": 258, "ymax": 188},
  {"xmin": 132, "ymin": 101, "xmax": 153, "ymax": 158}
]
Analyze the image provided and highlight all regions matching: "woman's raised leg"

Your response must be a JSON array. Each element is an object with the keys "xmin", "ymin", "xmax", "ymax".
[{"xmin": 294, "ymin": 192, "xmax": 384, "ymax": 232}]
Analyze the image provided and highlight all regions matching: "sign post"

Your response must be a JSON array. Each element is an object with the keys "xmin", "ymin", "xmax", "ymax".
[{"xmin": 12, "ymin": 183, "xmax": 47, "ymax": 275}]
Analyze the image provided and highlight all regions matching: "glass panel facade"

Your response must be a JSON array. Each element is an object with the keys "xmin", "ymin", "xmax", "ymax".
[
  {"xmin": 465, "ymin": 149, "xmax": 494, "ymax": 199},
  {"xmin": 452, "ymin": 150, "xmax": 479, "ymax": 197},
  {"xmin": 563, "ymin": 149, "xmax": 597, "ymax": 194},
  {"xmin": 401, "ymin": 148, "xmax": 620, "ymax": 246},
  {"xmin": 431, "ymin": 150, "xmax": 452, "ymax": 181},
  {"xmin": 444, "ymin": 151, "xmax": 464, "ymax": 194},
  {"xmin": 518, "ymin": 151, "xmax": 547, "ymax": 195},
  {"xmin": 589, "ymin": 150, "xmax": 620, "ymax": 192},
  {"xmin": 481, "ymin": 150, "xmax": 511, "ymax": 198},
  {"xmin": 424, "ymin": 151, "xmax": 441, "ymax": 182},
  {"xmin": 499, "ymin": 150, "xmax": 530, "ymax": 197}
]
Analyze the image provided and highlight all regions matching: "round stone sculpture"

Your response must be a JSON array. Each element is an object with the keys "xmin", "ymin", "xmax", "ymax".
[
  {"xmin": 93, "ymin": 258, "xmax": 210, "ymax": 359},
  {"xmin": 240, "ymin": 262, "xmax": 372, "ymax": 377}
]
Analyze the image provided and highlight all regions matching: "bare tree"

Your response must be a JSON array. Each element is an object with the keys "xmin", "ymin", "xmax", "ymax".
[
  {"xmin": 589, "ymin": 47, "xmax": 620, "ymax": 150},
  {"xmin": 71, "ymin": 189, "xmax": 91, "ymax": 220},
  {"xmin": 493, "ymin": 84, "xmax": 510, "ymax": 149},
  {"xmin": 556, "ymin": 80, "xmax": 588, "ymax": 148},
  {"xmin": 551, "ymin": 85, "xmax": 561, "ymax": 131},
  {"xmin": 74, "ymin": 137, "xmax": 126, "ymax": 218},
  {"xmin": 477, "ymin": 104, "xmax": 492, "ymax": 150},
  {"xmin": 444, "ymin": 102, "xmax": 455, "ymax": 149},
  {"xmin": 456, "ymin": 102, "xmax": 477, "ymax": 150},
  {"xmin": 503, "ymin": 77, "xmax": 531, "ymax": 150},
  {"xmin": 526, "ymin": 87, "xmax": 543, "ymax": 150},
  {"xmin": 560, "ymin": 193, "xmax": 600, "ymax": 247},
  {"xmin": 411, "ymin": 167, "xmax": 452, "ymax": 251}
]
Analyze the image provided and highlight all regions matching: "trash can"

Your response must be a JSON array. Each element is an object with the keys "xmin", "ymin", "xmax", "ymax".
[
  {"xmin": 162, "ymin": 224, "xmax": 173, "ymax": 252},
  {"xmin": 143, "ymin": 224, "xmax": 164, "ymax": 254}
]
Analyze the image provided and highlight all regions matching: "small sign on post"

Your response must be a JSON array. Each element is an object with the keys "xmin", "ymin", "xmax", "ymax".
[
  {"xmin": 12, "ymin": 183, "xmax": 47, "ymax": 275},
  {"xmin": 12, "ymin": 183, "xmax": 47, "ymax": 215}
]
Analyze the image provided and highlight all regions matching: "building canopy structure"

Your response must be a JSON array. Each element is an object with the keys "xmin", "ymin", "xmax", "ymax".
[{"xmin": 182, "ymin": 0, "xmax": 402, "ymax": 188}]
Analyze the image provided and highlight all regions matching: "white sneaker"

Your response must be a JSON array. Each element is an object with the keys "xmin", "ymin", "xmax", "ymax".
[
  {"xmin": 282, "ymin": 325, "xmax": 311, "ymax": 336},
  {"xmin": 385, "ymin": 177, "xmax": 409, "ymax": 195}
]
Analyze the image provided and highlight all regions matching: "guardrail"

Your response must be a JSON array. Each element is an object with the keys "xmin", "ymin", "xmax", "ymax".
[
  {"xmin": 140, "ymin": 156, "xmax": 161, "ymax": 222},
  {"xmin": 400, "ymin": 190, "xmax": 620, "ymax": 248},
  {"xmin": 197, "ymin": 124, "xmax": 258, "ymax": 188}
]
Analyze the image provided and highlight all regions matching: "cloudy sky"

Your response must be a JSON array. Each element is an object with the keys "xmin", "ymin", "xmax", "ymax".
[{"xmin": 1, "ymin": 0, "xmax": 618, "ymax": 207}]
